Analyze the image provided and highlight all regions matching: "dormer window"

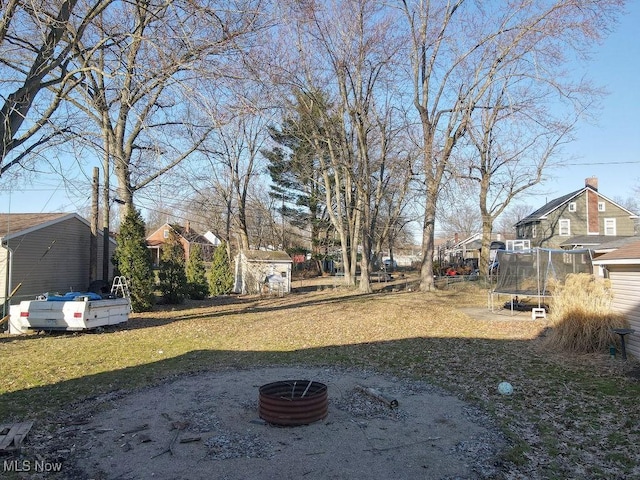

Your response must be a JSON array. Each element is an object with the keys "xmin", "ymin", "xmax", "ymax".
[
  {"xmin": 568, "ymin": 202, "xmax": 576, "ymax": 212},
  {"xmin": 598, "ymin": 202, "xmax": 605, "ymax": 212}
]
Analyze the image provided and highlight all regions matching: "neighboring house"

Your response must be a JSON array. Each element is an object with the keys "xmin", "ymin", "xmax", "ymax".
[
  {"xmin": 146, "ymin": 222, "xmax": 217, "ymax": 266},
  {"xmin": 0, "ymin": 213, "xmax": 116, "ymax": 307},
  {"xmin": 435, "ymin": 232, "xmax": 508, "ymax": 268},
  {"xmin": 515, "ymin": 177, "xmax": 638, "ymax": 249},
  {"xmin": 204, "ymin": 231, "xmax": 223, "ymax": 247},
  {"xmin": 234, "ymin": 250, "xmax": 293, "ymax": 295},
  {"xmin": 592, "ymin": 239, "xmax": 640, "ymax": 360}
]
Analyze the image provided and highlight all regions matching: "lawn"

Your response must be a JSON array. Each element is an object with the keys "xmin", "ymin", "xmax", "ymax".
[{"xmin": 1, "ymin": 276, "xmax": 639, "ymax": 479}]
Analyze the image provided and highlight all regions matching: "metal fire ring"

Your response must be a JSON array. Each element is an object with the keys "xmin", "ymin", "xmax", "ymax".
[{"xmin": 258, "ymin": 380, "xmax": 328, "ymax": 426}]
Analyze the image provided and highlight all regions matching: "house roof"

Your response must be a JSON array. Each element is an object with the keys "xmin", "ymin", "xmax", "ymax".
[
  {"xmin": 592, "ymin": 239, "xmax": 640, "ymax": 265},
  {"xmin": 170, "ymin": 224, "xmax": 212, "ymax": 245},
  {"xmin": 559, "ymin": 235, "xmax": 637, "ymax": 249},
  {"xmin": 146, "ymin": 222, "xmax": 216, "ymax": 246},
  {"xmin": 515, "ymin": 186, "xmax": 638, "ymax": 227},
  {"xmin": 0, "ymin": 212, "xmax": 116, "ymax": 244},
  {"xmin": 0, "ymin": 212, "xmax": 77, "ymax": 240},
  {"xmin": 515, "ymin": 189, "xmax": 582, "ymax": 226},
  {"xmin": 242, "ymin": 250, "xmax": 292, "ymax": 262}
]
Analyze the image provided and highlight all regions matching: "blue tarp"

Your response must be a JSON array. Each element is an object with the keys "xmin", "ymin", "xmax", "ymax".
[{"xmin": 46, "ymin": 292, "xmax": 103, "ymax": 301}]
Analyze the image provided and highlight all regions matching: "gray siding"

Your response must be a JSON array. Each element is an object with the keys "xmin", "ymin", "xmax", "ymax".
[
  {"xmin": 608, "ymin": 266, "xmax": 640, "ymax": 360},
  {"xmin": 525, "ymin": 190, "xmax": 636, "ymax": 248},
  {"xmin": 3, "ymin": 217, "xmax": 115, "ymax": 302}
]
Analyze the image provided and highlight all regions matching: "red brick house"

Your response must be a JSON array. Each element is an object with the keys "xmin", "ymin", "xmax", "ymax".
[{"xmin": 146, "ymin": 222, "xmax": 217, "ymax": 266}]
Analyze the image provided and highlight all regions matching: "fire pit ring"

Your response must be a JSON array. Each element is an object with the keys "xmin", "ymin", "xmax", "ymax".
[{"xmin": 259, "ymin": 380, "xmax": 328, "ymax": 426}]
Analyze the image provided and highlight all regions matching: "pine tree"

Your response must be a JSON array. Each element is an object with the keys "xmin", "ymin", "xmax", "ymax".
[
  {"xmin": 208, "ymin": 242, "xmax": 233, "ymax": 295},
  {"xmin": 113, "ymin": 208, "xmax": 154, "ymax": 312},
  {"xmin": 186, "ymin": 243, "xmax": 209, "ymax": 300},
  {"xmin": 261, "ymin": 89, "xmax": 335, "ymax": 269},
  {"xmin": 158, "ymin": 229, "xmax": 187, "ymax": 304}
]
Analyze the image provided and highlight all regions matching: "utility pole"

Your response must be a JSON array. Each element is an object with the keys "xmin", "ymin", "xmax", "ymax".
[
  {"xmin": 90, "ymin": 167, "xmax": 99, "ymax": 283},
  {"xmin": 102, "ymin": 118, "xmax": 110, "ymax": 282}
]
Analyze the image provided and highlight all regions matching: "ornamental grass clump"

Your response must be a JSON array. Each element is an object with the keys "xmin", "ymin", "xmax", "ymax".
[{"xmin": 545, "ymin": 273, "xmax": 629, "ymax": 353}]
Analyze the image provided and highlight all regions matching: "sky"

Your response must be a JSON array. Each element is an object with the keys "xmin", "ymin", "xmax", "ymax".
[
  {"xmin": 531, "ymin": 1, "xmax": 640, "ymax": 206},
  {"xmin": 1, "ymin": 2, "xmax": 639, "ymax": 217}
]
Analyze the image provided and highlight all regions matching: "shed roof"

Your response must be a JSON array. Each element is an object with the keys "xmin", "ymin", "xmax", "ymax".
[{"xmin": 242, "ymin": 250, "xmax": 292, "ymax": 262}]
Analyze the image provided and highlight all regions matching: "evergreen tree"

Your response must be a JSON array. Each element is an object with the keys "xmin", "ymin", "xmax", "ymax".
[
  {"xmin": 158, "ymin": 229, "xmax": 187, "ymax": 304},
  {"xmin": 113, "ymin": 208, "xmax": 154, "ymax": 312},
  {"xmin": 186, "ymin": 243, "xmax": 209, "ymax": 300},
  {"xmin": 208, "ymin": 242, "xmax": 234, "ymax": 295},
  {"xmin": 261, "ymin": 89, "xmax": 335, "ymax": 269}
]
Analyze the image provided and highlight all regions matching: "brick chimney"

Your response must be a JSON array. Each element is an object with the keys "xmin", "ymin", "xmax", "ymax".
[
  {"xmin": 586, "ymin": 177, "xmax": 599, "ymax": 234},
  {"xmin": 185, "ymin": 221, "xmax": 190, "ymax": 233}
]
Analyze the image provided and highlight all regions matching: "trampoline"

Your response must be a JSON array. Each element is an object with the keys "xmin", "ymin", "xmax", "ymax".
[{"xmin": 489, "ymin": 248, "xmax": 593, "ymax": 313}]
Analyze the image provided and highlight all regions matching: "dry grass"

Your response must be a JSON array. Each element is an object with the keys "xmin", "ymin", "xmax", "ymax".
[
  {"xmin": 546, "ymin": 273, "xmax": 629, "ymax": 353},
  {"xmin": 1, "ymin": 274, "xmax": 639, "ymax": 479}
]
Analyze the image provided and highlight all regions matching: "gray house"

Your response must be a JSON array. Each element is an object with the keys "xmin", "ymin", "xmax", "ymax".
[
  {"xmin": 592, "ymin": 239, "xmax": 640, "ymax": 360},
  {"xmin": 1, "ymin": 213, "xmax": 116, "ymax": 309},
  {"xmin": 515, "ymin": 178, "xmax": 637, "ymax": 249},
  {"xmin": 233, "ymin": 250, "xmax": 293, "ymax": 295}
]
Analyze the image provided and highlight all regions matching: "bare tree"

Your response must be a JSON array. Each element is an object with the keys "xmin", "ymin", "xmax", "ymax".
[
  {"xmin": 0, "ymin": 0, "xmax": 113, "ymax": 176},
  {"xmin": 283, "ymin": 0, "xmax": 409, "ymax": 291},
  {"xmin": 495, "ymin": 203, "xmax": 533, "ymax": 239},
  {"xmin": 398, "ymin": 0, "xmax": 624, "ymax": 291},
  {"xmin": 436, "ymin": 180, "xmax": 481, "ymax": 240},
  {"xmin": 458, "ymin": 70, "xmax": 580, "ymax": 277},
  {"xmin": 64, "ymin": 0, "xmax": 264, "ymax": 221}
]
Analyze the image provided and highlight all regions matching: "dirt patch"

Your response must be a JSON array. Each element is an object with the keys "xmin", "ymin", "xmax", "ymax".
[{"xmin": 25, "ymin": 366, "xmax": 505, "ymax": 479}]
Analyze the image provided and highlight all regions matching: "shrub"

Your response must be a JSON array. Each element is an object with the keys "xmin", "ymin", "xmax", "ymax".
[
  {"xmin": 186, "ymin": 244, "xmax": 209, "ymax": 300},
  {"xmin": 209, "ymin": 242, "xmax": 234, "ymax": 295},
  {"xmin": 158, "ymin": 229, "xmax": 187, "ymax": 304},
  {"xmin": 545, "ymin": 273, "xmax": 629, "ymax": 353},
  {"xmin": 113, "ymin": 208, "xmax": 154, "ymax": 312}
]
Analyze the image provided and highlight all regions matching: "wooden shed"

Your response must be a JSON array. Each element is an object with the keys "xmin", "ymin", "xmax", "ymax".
[
  {"xmin": 592, "ymin": 239, "xmax": 640, "ymax": 360},
  {"xmin": 1, "ymin": 213, "xmax": 116, "ymax": 307},
  {"xmin": 234, "ymin": 250, "xmax": 293, "ymax": 295}
]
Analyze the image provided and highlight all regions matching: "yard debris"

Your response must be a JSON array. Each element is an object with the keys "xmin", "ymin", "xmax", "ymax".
[
  {"xmin": 122, "ymin": 424, "xmax": 149, "ymax": 435},
  {"xmin": 355, "ymin": 384, "xmax": 399, "ymax": 409},
  {"xmin": 94, "ymin": 427, "xmax": 115, "ymax": 433},
  {"xmin": 178, "ymin": 436, "xmax": 201, "ymax": 444},
  {"xmin": 0, "ymin": 421, "xmax": 34, "ymax": 452},
  {"xmin": 137, "ymin": 433, "xmax": 152, "ymax": 443},
  {"xmin": 151, "ymin": 419, "xmax": 190, "ymax": 458}
]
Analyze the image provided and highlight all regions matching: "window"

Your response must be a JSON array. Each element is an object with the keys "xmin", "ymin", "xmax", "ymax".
[
  {"xmin": 163, "ymin": 229, "xmax": 169, "ymax": 238},
  {"xmin": 598, "ymin": 202, "xmax": 605, "ymax": 212},
  {"xmin": 559, "ymin": 219, "xmax": 570, "ymax": 236},
  {"xmin": 568, "ymin": 202, "xmax": 576, "ymax": 212},
  {"xmin": 532, "ymin": 224, "xmax": 537, "ymax": 238},
  {"xmin": 604, "ymin": 218, "xmax": 616, "ymax": 236}
]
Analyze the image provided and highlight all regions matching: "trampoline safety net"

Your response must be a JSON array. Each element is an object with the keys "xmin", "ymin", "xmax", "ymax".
[{"xmin": 493, "ymin": 248, "xmax": 593, "ymax": 296}]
